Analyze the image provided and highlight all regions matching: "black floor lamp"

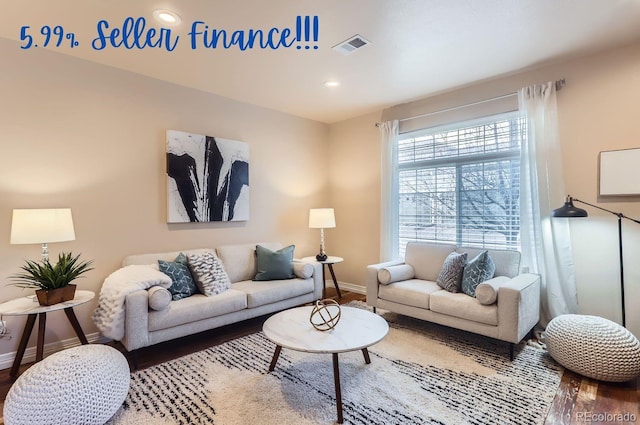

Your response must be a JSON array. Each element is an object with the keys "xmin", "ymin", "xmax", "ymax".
[{"xmin": 552, "ymin": 195, "xmax": 640, "ymax": 327}]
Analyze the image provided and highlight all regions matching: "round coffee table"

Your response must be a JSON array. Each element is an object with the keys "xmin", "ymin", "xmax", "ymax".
[{"xmin": 263, "ymin": 305, "xmax": 388, "ymax": 424}]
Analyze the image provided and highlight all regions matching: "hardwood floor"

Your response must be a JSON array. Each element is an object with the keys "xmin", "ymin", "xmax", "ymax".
[
  {"xmin": 545, "ymin": 370, "xmax": 639, "ymax": 425},
  {"xmin": 0, "ymin": 289, "xmax": 637, "ymax": 424}
]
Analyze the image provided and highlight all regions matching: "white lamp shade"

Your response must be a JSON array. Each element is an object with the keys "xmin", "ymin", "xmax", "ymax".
[
  {"xmin": 10, "ymin": 208, "xmax": 76, "ymax": 245},
  {"xmin": 309, "ymin": 208, "xmax": 336, "ymax": 229}
]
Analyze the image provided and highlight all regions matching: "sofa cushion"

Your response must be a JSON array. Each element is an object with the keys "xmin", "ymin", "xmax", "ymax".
[
  {"xmin": 148, "ymin": 289, "xmax": 247, "ymax": 331},
  {"xmin": 475, "ymin": 276, "xmax": 511, "ymax": 305},
  {"xmin": 216, "ymin": 242, "xmax": 282, "ymax": 283},
  {"xmin": 436, "ymin": 252, "xmax": 467, "ymax": 293},
  {"xmin": 158, "ymin": 253, "xmax": 198, "ymax": 300},
  {"xmin": 461, "ymin": 251, "xmax": 496, "ymax": 297},
  {"xmin": 430, "ymin": 291, "xmax": 498, "ymax": 326},
  {"xmin": 254, "ymin": 245, "xmax": 295, "ymax": 281},
  {"xmin": 378, "ymin": 279, "xmax": 441, "ymax": 309},
  {"xmin": 148, "ymin": 286, "xmax": 172, "ymax": 311},
  {"xmin": 187, "ymin": 252, "xmax": 231, "ymax": 296},
  {"xmin": 405, "ymin": 242, "xmax": 456, "ymax": 281},
  {"xmin": 378, "ymin": 264, "xmax": 415, "ymax": 285},
  {"xmin": 232, "ymin": 278, "xmax": 314, "ymax": 308}
]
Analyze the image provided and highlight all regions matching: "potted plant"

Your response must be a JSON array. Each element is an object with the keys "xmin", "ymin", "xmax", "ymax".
[{"xmin": 11, "ymin": 252, "xmax": 94, "ymax": 306}]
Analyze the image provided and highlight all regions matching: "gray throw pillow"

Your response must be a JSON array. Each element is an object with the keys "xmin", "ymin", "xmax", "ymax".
[
  {"xmin": 148, "ymin": 286, "xmax": 172, "ymax": 310},
  {"xmin": 461, "ymin": 251, "xmax": 496, "ymax": 297},
  {"xmin": 254, "ymin": 244, "xmax": 295, "ymax": 281},
  {"xmin": 293, "ymin": 262, "xmax": 314, "ymax": 279},
  {"xmin": 158, "ymin": 253, "xmax": 198, "ymax": 300},
  {"xmin": 187, "ymin": 252, "xmax": 231, "ymax": 296},
  {"xmin": 436, "ymin": 252, "xmax": 467, "ymax": 292},
  {"xmin": 378, "ymin": 264, "xmax": 415, "ymax": 285}
]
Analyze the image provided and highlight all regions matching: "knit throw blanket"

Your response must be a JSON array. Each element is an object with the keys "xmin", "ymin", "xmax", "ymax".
[{"xmin": 92, "ymin": 265, "xmax": 172, "ymax": 341}]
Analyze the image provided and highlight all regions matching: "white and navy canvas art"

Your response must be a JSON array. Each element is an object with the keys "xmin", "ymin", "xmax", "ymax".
[{"xmin": 166, "ymin": 130, "xmax": 249, "ymax": 223}]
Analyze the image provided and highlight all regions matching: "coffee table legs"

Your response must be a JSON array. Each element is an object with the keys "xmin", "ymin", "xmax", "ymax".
[
  {"xmin": 268, "ymin": 347, "xmax": 373, "ymax": 424},
  {"xmin": 268, "ymin": 345, "xmax": 282, "ymax": 372},
  {"xmin": 362, "ymin": 347, "xmax": 371, "ymax": 364},
  {"xmin": 332, "ymin": 353, "xmax": 344, "ymax": 423}
]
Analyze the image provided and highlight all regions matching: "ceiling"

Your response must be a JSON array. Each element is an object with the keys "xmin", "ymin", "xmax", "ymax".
[{"xmin": 2, "ymin": 0, "xmax": 640, "ymax": 123}]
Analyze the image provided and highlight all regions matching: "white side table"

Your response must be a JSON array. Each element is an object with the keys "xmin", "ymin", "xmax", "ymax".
[
  {"xmin": 302, "ymin": 256, "xmax": 344, "ymax": 298},
  {"xmin": 0, "ymin": 290, "xmax": 95, "ymax": 377}
]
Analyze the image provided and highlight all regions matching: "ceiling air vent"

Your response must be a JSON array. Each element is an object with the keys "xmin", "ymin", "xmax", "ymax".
[{"xmin": 332, "ymin": 34, "xmax": 371, "ymax": 56}]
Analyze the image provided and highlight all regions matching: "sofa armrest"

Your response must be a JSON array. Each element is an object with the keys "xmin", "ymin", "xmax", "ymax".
[
  {"xmin": 366, "ymin": 260, "xmax": 405, "ymax": 307},
  {"xmin": 497, "ymin": 273, "xmax": 541, "ymax": 343},
  {"xmin": 298, "ymin": 258, "xmax": 324, "ymax": 300},
  {"xmin": 121, "ymin": 289, "xmax": 150, "ymax": 352}
]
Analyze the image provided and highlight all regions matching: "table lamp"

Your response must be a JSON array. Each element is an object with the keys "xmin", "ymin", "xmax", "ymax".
[
  {"xmin": 309, "ymin": 208, "xmax": 336, "ymax": 261},
  {"xmin": 10, "ymin": 208, "xmax": 76, "ymax": 262}
]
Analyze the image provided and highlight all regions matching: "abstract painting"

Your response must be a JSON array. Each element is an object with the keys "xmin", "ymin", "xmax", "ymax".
[{"xmin": 166, "ymin": 130, "xmax": 249, "ymax": 223}]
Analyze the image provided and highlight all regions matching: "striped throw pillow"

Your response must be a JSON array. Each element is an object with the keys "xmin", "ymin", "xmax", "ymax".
[
  {"xmin": 436, "ymin": 252, "xmax": 468, "ymax": 293},
  {"xmin": 187, "ymin": 252, "xmax": 231, "ymax": 296}
]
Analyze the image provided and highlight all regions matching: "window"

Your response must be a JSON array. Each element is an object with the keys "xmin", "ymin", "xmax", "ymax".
[{"xmin": 396, "ymin": 111, "xmax": 525, "ymax": 257}]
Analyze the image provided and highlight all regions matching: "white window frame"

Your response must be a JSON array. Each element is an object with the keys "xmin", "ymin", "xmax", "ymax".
[{"xmin": 394, "ymin": 111, "xmax": 524, "ymax": 257}]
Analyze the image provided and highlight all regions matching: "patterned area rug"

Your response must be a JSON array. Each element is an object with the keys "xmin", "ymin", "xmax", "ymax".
[{"xmin": 109, "ymin": 304, "xmax": 562, "ymax": 425}]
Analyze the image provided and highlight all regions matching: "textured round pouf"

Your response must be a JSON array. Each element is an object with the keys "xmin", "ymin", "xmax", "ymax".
[
  {"xmin": 544, "ymin": 314, "xmax": 640, "ymax": 382},
  {"xmin": 3, "ymin": 344, "xmax": 131, "ymax": 425}
]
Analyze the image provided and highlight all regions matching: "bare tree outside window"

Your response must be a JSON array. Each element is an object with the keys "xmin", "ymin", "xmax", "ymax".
[{"xmin": 397, "ymin": 112, "xmax": 524, "ymax": 257}]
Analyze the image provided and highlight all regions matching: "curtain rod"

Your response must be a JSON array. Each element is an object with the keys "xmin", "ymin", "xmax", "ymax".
[{"xmin": 375, "ymin": 78, "xmax": 565, "ymax": 127}]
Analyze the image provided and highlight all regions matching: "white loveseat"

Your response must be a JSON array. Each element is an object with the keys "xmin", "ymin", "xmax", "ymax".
[
  {"xmin": 114, "ymin": 242, "xmax": 322, "ymax": 358},
  {"xmin": 366, "ymin": 242, "xmax": 540, "ymax": 358}
]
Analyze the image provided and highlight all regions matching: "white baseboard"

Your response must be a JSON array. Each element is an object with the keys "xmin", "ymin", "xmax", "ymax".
[
  {"xmin": 325, "ymin": 280, "xmax": 366, "ymax": 295},
  {"xmin": 0, "ymin": 332, "xmax": 110, "ymax": 371}
]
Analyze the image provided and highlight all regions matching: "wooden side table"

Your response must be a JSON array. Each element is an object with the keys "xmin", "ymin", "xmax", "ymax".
[
  {"xmin": 302, "ymin": 256, "xmax": 344, "ymax": 299},
  {"xmin": 0, "ymin": 290, "xmax": 95, "ymax": 377}
]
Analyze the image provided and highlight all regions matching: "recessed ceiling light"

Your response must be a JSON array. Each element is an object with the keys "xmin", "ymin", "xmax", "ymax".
[
  {"xmin": 324, "ymin": 80, "xmax": 342, "ymax": 88},
  {"xmin": 153, "ymin": 9, "xmax": 181, "ymax": 26}
]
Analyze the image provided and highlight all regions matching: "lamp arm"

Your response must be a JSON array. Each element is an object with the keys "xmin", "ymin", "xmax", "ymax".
[
  {"xmin": 571, "ymin": 197, "xmax": 640, "ymax": 225},
  {"xmin": 622, "ymin": 215, "xmax": 640, "ymax": 225}
]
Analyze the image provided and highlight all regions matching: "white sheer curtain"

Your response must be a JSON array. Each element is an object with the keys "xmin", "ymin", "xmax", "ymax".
[
  {"xmin": 379, "ymin": 120, "xmax": 399, "ymax": 262},
  {"xmin": 518, "ymin": 82, "xmax": 578, "ymax": 326}
]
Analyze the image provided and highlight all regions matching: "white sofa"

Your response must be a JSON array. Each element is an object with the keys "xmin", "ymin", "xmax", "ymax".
[
  {"xmin": 366, "ymin": 242, "xmax": 540, "ymax": 358},
  {"xmin": 116, "ymin": 242, "xmax": 323, "ymax": 359}
]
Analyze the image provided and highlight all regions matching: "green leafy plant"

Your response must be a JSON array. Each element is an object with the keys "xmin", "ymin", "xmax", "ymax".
[{"xmin": 11, "ymin": 252, "xmax": 94, "ymax": 290}]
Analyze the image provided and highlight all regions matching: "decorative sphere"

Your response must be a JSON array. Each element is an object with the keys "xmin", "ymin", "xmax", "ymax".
[{"xmin": 310, "ymin": 299, "xmax": 341, "ymax": 331}]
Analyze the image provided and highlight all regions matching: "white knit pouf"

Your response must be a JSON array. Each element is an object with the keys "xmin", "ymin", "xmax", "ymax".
[
  {"xmin": 3, "ymin": 344, "xmax": 131, "ymax": 425},
  {"xmin": 544, "ymin": 314, "xmax": 640, "ymax": 382}
]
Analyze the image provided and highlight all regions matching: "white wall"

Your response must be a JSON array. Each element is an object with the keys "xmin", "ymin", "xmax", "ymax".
[
  {"xmin": 0, "ymin": 38, "xmax": 330, "ymax": 356},
  {"xmin": 327, "ymin": 111, "xmax": 382, "ymax": 286},
  {"xmin": 329, "ymin": 41, "xmax": 640, "ymax": 337}
]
